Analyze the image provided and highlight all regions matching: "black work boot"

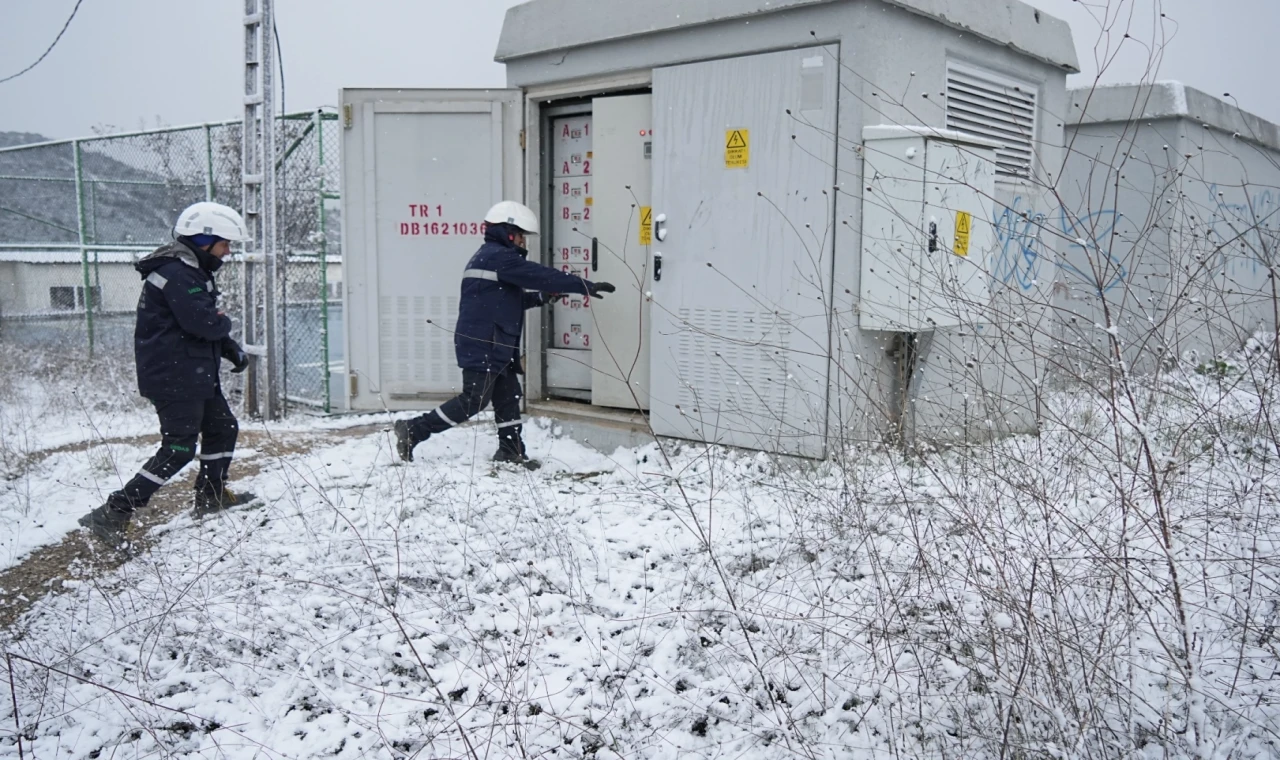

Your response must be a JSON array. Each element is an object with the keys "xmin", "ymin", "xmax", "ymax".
[
  {"xmin": 493, "ymin": 448, "xmax": 542, "ymax": 470},
  {"xmin": 194, "ymin": 487, "xmax": 259, "ymax": 517},
  {"xmin": 393, "ymin": 419, "xmax": 422, "ymax": 463},
  {"xmin": 493, "ymin": 430, "xmax": 541, "ymax": 471},
  {"xmin": 78, "ymin": 500, "xmax": 133, "ymax": 546}
]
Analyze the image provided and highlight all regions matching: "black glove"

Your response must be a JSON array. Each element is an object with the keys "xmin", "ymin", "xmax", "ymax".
[
  {"xmin": 588, "ymin": 282, "xmax": 616, "ymax": 298},
  {"xmin": 222, "ymin": 339, "xmax": 250, "ymax": 373}
]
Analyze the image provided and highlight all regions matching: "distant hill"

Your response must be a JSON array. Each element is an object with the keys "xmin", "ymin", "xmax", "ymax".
[
  {"xmin": 0, "ymin": 132, "xmax": 49, "ymax": 149},
  {"xmin": 0, "ymin": 126, "xmax": 339, "ymax": 254},
  {"xmin": 0, "ymin": 130, "xmax": 196, "ymax": 247}
]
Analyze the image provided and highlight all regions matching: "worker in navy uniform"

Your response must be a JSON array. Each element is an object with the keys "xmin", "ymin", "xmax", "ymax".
[
  {"xmin": 394, "ymin": 201, "xmax": 616, "ymax": 469},
  {"xmin": 79, "ymin": 202, "xmax": 258, "ymax": 545}
]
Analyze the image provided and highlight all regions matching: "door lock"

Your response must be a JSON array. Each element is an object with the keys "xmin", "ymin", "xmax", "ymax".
[{"xmin": 653, "ymin": 251, "xmax": 663, "ymax": 281}]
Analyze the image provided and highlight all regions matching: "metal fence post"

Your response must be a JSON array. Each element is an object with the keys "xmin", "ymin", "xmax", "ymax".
[
  {"xmin": 204, "ymin": 123, "xmax": 214, "ymax": 202},
  {"xmin": 243, "ymin": 0, "xmax": 280, "ymax": 419},
  {"xmin": 72, "ymin": 139, "xmax": 94, "ymax": 357},
  {"xmin": 316, "ymin": 109, "xmax": 331, "ymax": 413}
]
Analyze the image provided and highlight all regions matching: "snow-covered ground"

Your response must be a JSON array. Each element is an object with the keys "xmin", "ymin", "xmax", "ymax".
[
  {"xmin": 0, "ymin": 349, "xmax": 154, "ymax": 568},
  {"xmin": 2, "ymin": 344, "xmax": 1279, "ymax": 759}
]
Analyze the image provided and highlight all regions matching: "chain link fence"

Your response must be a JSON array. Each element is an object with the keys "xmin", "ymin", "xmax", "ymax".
[{"xmin": 0, "ymin": 110, "xmax": 341, "ymax": 412}]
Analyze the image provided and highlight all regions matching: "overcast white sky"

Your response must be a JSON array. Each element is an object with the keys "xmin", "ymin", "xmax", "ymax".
[{"xmin": 2, "ymin": 0, "xmax": 1277, "ymax": 140}]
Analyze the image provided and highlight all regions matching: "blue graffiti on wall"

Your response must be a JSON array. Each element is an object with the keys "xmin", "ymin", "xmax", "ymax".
[
  {"xmin": 990, "ymin": 197, "xmax": 1128, "ymax": 294},
  {"xmin": 1202, "ymin": 184, "xmax": 1279, "ymax": 277},
  {"xmin": 990, "ymin": 196, "xmax": 1047, "ymax": 292},
  {"xmin": 1056, "ymin": 207, "xmax": 1128, "ymax": 295}
]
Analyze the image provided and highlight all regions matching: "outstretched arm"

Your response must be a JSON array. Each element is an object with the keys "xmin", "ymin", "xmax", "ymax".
[{"xmin": 494, "ymin": 256, "xmax": 595, "ymax": 296}]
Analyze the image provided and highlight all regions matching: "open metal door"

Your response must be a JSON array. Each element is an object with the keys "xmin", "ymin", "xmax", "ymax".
[
  {"xmin": 591, "ymin": 94, "xmax": 653, "ymax": 410},
  {"xmin": 649, "ymin": 48, "xmax": 838, "ymax": 457},
  {"xmin": 340, "ymin": 89, "xmax": 522, "ymax": 411}
]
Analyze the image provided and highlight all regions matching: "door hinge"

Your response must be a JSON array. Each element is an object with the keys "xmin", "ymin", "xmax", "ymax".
[
  {"xmin": 519, "ymin": 129, "xmax": 526, "ymax": 151},
  {"xmin": 342, "ymin": 103, "xmax": 353, "ymax": 129},
  {"xmin": 349, "ymin": 373, "xmax": 358, "ymax": 397}
]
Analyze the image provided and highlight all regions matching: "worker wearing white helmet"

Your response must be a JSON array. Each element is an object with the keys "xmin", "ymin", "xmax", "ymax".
[
  {"xmin": 394, "ymin": 201, "xmax": 615, "ymax": 469},
  {"xmin": 78, "ymin": 201, "xmax": 260, "ymax": 547}
]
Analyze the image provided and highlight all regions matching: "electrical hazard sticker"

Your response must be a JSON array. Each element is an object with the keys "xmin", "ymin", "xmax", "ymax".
[
  {"xmin": 639, "ymin": 206, "xmax": 652, "ymax": 246},
  {"xmin": 954, "ymin": 211, "xmax": 972, "ymax": 257},
  {"xmin": 725, "ymin": 129, "xmax": 749, "ymax": 169}
]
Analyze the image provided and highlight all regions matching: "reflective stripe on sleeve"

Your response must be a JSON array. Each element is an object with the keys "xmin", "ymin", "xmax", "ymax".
[
  {"xmin": 462, "ymin": 268, "xmax": 499, "ymax": 282},
  {"xmin": 146, "ymin": 272, "xmax": 168, "ymax": 290}
]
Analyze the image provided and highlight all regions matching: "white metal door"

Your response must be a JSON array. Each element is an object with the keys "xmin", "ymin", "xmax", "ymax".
[
  {"xmin": 591, "ymin": 94, "xmax": 653, "ymax": 410},
  {"xmin": 650, "ymin": 48, "xmax": 838, "ymax": 457},
  {"xmin": 859, "ymin": 134, "xmax": 927, "ymax": 331},
  {"xmin": 340, "ymin": 89, "xmax": 522, "ymax": 411}
]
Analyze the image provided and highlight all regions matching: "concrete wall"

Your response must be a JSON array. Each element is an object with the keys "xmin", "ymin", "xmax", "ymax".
[
  {"xmin": 0, "ymin": 262, "xmax": 17, "ymax": 316},
  {"xmin": 1060, "ymin": 83, "xmax": 1280, "ymax": 373},
  {"xmin": 844, "ymin": 4, "xmax": 1070, "ymax": 444}
]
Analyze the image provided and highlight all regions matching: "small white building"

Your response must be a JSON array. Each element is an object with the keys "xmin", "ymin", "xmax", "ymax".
[
  {"xmin": 0, "ymin": 250, "xmax": 140, "ymax": 317},
  {"xmin": 0, "ymin": 251, "xmax": 342, "ymax": 318},
  {"xmin": 340, "ymin": 0, "xmax": 1080, "ymax": 456}
]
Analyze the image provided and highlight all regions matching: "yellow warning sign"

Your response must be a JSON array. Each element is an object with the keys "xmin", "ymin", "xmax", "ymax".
[
  {"xmin": 639, "ymin": 206, "xmax": 653, "ymax": 246},
  {"xmin": 725, "ymin": 129, "xmax": 750, "ymax": 169},
  {"xmin": 954, "ymin": 211, "xmax": 972, "ymax": 257}
]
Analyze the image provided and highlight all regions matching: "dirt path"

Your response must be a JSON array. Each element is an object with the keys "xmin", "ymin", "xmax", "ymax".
[{"xmin": 0, "ymin": 423, "xmax": 385, "ymax": 633}]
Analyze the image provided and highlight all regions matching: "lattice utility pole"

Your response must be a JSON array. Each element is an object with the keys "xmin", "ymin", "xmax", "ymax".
[{"xmin": 242, "ymin": 0, "xmax": 281, "ymax": 418}]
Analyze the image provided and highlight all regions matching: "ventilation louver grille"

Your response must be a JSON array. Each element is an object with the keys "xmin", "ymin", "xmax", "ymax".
[{"xmin": 945, "ymin": 67, "xmax": 1036, "ymax": 180}]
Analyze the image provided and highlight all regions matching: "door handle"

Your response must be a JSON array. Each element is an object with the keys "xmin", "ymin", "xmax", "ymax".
[
  {"xmin": 654, "ymin": 213, "xmax": 667, "ymax": 242},
  {"xmin": 928, "ymin": 221, "xmax": 938, "ymax": 253},
  {"xmin": 591, "ymin": 237, "xmax": 598, "ymax": 272},
  {"xmin": 653, "ymin": 251, "xmax": 663, "ymax": 282}
]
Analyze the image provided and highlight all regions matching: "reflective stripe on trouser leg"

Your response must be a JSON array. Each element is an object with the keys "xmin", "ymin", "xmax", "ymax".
[
  {"xmin": 115, "ymin": 397, "xmax": 207, "ymax": 509},
  {"xmin": 195, "ymin": 392, "xmax": 239, "ymax": 495},
  {"xmin": 409, "ymin": 369, "xmax": 502, "ymax": 441},
  {"xmin": 491, "ymin": 366, "xmax": 525, "ymax": 456},
  {"xmin": 138, "ymin": 468, "xmax": 168, "ymax": 485},
  {"xmin": 119, "ymin": 439, "xmax": 197, "ymax": 508},
  {"xmin": 406, "ymin": 404, "xmax": 465, "ymax": 441}
]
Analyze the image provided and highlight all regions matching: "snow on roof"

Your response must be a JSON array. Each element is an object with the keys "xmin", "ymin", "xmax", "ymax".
[
  {"xmin": 0, "ymin": 250, "xmax": 141, "ymax": 264},
  {"xmin": 1067, "ymin": 81, "xmax": 1280, "ymax": 153},
  {"xmin": 496, "ymin": 0, "xmax": 1080, "ymax": 72}
]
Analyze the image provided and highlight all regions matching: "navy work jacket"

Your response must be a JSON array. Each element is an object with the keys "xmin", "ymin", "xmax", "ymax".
[
  {"xmin": 455, "ymin": 224, "xmax": 596, "ymax": 372},
  {"xmin": 133, "ymin": 240, "xmax": 237, "ymax": 400}
]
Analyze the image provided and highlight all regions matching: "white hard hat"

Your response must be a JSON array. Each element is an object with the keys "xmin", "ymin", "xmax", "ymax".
[
  {"xmin": 175, "ymin": 202, "xmax": 252, "ymax": 243},
  {"xmin": 484, "ymin": 201, "xmax": 539, "ymax": 235}
]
